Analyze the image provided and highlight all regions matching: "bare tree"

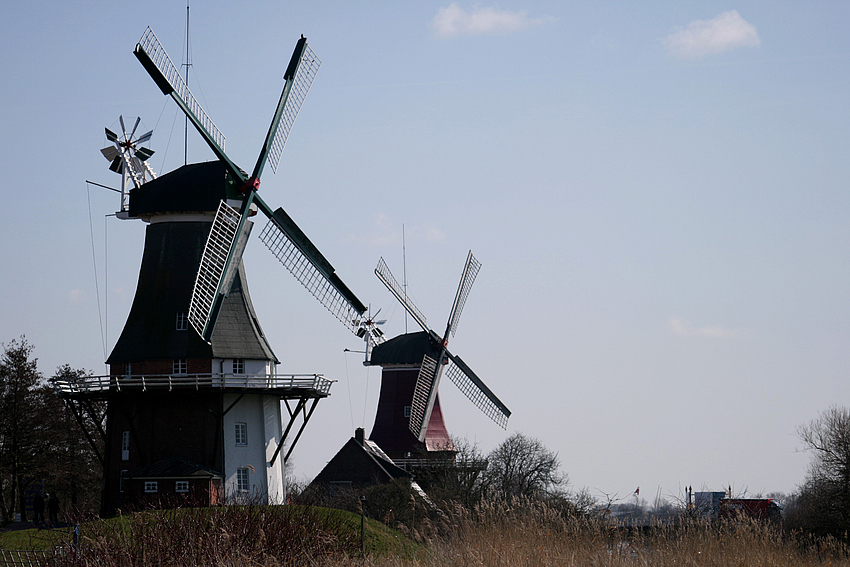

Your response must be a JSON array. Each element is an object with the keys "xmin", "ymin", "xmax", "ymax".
[
  {"xmin": 484, "ymin": 432, "xmax": 566, "ymax": 500},
  {"xmin": 794, "ymin": 406, "xmax": 850, "ymax": 538}
]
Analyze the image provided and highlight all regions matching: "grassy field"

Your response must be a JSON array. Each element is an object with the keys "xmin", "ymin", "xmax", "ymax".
[{"xmin": 3, "ymin": 501, "xmax": 850, "ymax": 566}]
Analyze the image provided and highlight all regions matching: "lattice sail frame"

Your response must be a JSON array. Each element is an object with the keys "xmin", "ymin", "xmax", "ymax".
[
  {"xmin": 136, "ymin": 27, "xmax": 226, "ymax": 152},
  {"xmin": 259, "ymin": 218, "xmax": 360, "ymax": 334},
  {"xmin": 447, "ymin": 251, "xmax": 481, "ymax": 338},
  {"xmin": 445, "ymin": 355, "xmax": 510, "ymax": 429},
  {"xmin": 267, "ymin": 44, "xmax": 320, "ymax": 174},
  {"xmin": 409, "ymin": 354, "xmax": 439, "ymax": 437},
  {"xmin": 375, "ymin": 257, "xmax": 429, "ymax": 332},
  {"xmin": 189, "ymin": 201, "xmax": 241, "ymax": 337}
]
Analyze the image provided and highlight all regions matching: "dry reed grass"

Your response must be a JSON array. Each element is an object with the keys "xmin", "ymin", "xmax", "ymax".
[{"xmin": 335, "ymin": 499, "xmax": 850, "ymax": 567}]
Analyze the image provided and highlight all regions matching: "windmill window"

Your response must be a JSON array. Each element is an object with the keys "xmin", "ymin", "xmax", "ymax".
[
  {"xmin": 121, "ymin": 431, "xmax": 130, "ymax": 461},
  {"xmin": 173, "ymin": 359, "xmax": 187, "ymax": 375},
  {"xmin": 233, "ymin": 359, "xmax": 244, "ymax": 375},
  {"xmin": 176, "ymin": 312, "xmax": 188, "ymax": 331},
  {"xmin": 124, "ymin": 362, "xmax": 132, "ymax": 378},
  {"xmin": 119, "ymin": 470, "xmax": 127, "ymax": 493},
  {"xmin": 175, "ymin": 481, "xmax": 189, "ymax": 493},
  {"xmin": 144, "ymin": 481, "xmax": 158, "ymax": 493},
  {"xmin": 236, "ymin": 468, "xmax": 249, "ymax": 492},
  {"xmin": 404, "ymin": 406, "xmax": 411, "ymax": 418},
  {"xmin": 235, "ymin": 422, "xmax": 248, "ymax": 446}
]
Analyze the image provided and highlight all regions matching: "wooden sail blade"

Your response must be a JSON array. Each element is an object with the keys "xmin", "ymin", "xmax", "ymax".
[
  {"xmin": 252, "ymin": 37, "xmax": 321, "ymax": 180},
  {"xmin": 188, "ymin": 200, "xmax": 253, "ymax": 341},
  {"xmin": 258, "ymin": 207, "xmax": 367, "ymax": 334},
  {"xmin": 409, "ymin": 354, "xmax": 441, "ymax": 441},
  {"xmin": 375, "ymin": 257, "xmax": 429, "ymax": 334},
  {"xmin": 446, "ymin": 251, "xmax": 481, "ymax": 339},
  {"xmin": 134, "ymin": 27, "xmax": 244, "ymax": 183},
  {"xmin": 445, "ymin": 352, "xmax": 510, "ymax": 429}
]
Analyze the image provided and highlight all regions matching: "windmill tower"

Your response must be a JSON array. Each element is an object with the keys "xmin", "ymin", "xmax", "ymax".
[
  {"xmin": 55, "ymin": 28, "xmax": 379, "ymax": 515},
  {"xmin": 367, "ymin": 252, "xmax": 511, "ymax": 463}
]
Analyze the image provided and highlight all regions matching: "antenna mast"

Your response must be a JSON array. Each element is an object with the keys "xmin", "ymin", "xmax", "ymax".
[
  {"xmin": 183, "ymin": 3, "xmax": 191, "ymax": 165},
  {"xmin": 402, "ymin": 223, "xmax": 408, "ymax": 333}
]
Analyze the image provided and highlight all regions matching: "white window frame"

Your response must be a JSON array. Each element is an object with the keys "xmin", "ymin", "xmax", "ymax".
[
  {"xmin": 403, "ymin": 406, "xmax": 411, "ymax": 418},
  {"xmin": 236, "ymin": 468, "xmax": 250, "ymax": 492},
  {"xmin": 144, "ymin": 481, "xmax": 158, "ymax": 493},
  {"xmin": 173, "ymin": 359, "xmax": 187, "ymax": 375},
  {"xmin": 235, "ymin": 422, "xmax": 248, "ymax": 446},
  {"xmin": 121, "ymin": 431, "xmax": 130, "ymax": 461},
  {"xmin": 175, "ymin": 481, "xmax": 189, "ymax": 493},
  {"xmin": 176, "ymin": 312, "xmax": 188, "ymax": 331},
  {"xmin": 233, "ymin": 358, "xmax": 244, "ymax": 375}
]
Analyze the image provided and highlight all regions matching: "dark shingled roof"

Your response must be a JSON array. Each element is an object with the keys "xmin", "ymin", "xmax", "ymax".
[
  {"xmin": 368, "ymin": 331, "xmax": 439, "ymax": 366},
  {"xmin": 125, "ymin": 456, "xmax": 222, "ymax": 479},
  {"xmin": 311, "ymin": 437, "xmax": 411, "ymax": 487}
]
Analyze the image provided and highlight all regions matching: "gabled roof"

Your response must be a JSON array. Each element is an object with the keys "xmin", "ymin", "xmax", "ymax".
[
  {"xmin": 125, "ymin": 456, "xmax": 222, "ymax": 479},
  {"xmin": 311, "ymin": 437, "xmax": 411, "ymax": 487}
]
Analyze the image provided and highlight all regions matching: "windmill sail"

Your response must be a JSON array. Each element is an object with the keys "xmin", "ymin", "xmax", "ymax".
[
  {"xmin": 445, "ymin": 353, "xmax": 510, "ymax": 429},
  {"xmin": 409, "ymin": 354, "xmax": 439, "ymax": 439},
  {"xmin": 259, "ymin": 207, "xmax": 366, "ymax": 333},
  {"xmin": 375, "ymin": 257, "xmax": 429, "ymax": 333},
  {"xmin": 446, "ymin": 251, "xmax": 481, "ymax": 338},
  {"xmin": 255, "ymin": 38, "xmax": 321, "ymax": 177},
  {"xmin": 134, "ymin": 27, "xmax": 236, "ymax": 176},
  {"xmin": 189, "ymin": 201, "xmax": 251, "ymax": 339}
]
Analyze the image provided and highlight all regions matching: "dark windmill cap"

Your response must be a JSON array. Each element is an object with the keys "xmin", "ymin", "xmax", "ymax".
[
  {"xmin": 369, "ymin": 331, "xmax": 439, "ymax": 366},
  {"xmin": 129, "ymin": 161, "xmax": 240, "ymax": 217}
]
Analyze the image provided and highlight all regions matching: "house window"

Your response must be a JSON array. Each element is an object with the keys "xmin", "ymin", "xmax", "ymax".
[
  {"xmin": 175, "ymin": 481, "xmax": 189, "ymax": 493},
  {"xmin": 235, "ymin": 422, "xmax": 247, "ymax": 446},
  {"xmin": 173, "ymin": 359, "xmax": 187, "ymax": 375},
  {"xmin": 121, "ymin": 431, "xmax": 130, "ymax": 461},
  {"xmin": 233, "ymin": 358, "xmax": 244, "ymax": 375},
  {"xmin": 176, "ymin": 312, "xmax": 188, "ymax": 331},
  {"xmin": 403, "ymin": 406, "xmax": 411, "ymax": 418},
  {"xmin": 236, "ymin": 468, "xmax": 249, "ymax": 492},
  {"xmin": 119, "ymin": 470, "xmax": 127, "ymax": 493},
  {"xmin": 144, "ymin": 481, "xmax": 158, "ymax": 493},
  {"xmin": 124, "ymin": 362, "xmax": 132, "ymax": 378}
]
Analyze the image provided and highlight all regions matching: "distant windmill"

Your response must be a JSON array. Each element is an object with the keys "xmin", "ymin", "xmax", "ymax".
[{"xmin": 366, "ymin": 252, "xmax": 510, "ymax": 460}]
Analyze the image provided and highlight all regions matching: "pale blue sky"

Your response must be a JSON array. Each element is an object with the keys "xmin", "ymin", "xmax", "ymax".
[{"xmin": 1, "ymin": 1, "xmax": 849, "ymax": 502}]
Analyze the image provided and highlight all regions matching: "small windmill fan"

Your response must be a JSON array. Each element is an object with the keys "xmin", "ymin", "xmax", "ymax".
[{"xmin": 101, "ymin": 115, "xmax": 156, "ymax": 212}]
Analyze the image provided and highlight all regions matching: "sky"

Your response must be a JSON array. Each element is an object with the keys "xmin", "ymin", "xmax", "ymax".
[{"xmin": 1, "ymin": 1, "xmax": 849, "ymax": 505}]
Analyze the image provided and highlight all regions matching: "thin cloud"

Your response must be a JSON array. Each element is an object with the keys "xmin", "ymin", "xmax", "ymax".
[
  {"xmin": 68, "ymin": 289, "xmax": 84, "ymax": 303},
  {"xmin": 668, "ymin": 316, "xmax": 747, "ymax": 339},
  {"xmin": 663, "ymin": 10, "xmax": 760, "ymax": 59},
  {"xmin": 432, "ymin": 4, "xmax": 553, "ymax": 39}
]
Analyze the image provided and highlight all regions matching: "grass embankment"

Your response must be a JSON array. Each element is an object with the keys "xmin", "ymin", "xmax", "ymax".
[
  {"xmin": 1, "ymin": 506, "xmax": 421, "ymax": 565},
  {"xmin": 0, "ymin": 526, "xmax": 67, "ymax": 550}
]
